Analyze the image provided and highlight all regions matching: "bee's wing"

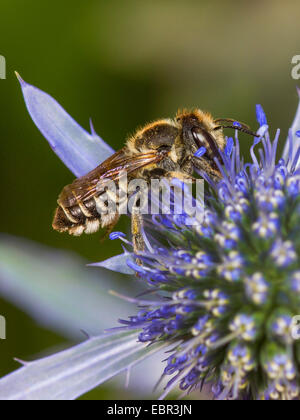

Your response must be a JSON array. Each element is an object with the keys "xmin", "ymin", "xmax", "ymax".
[{"xmin": 59, "ymin": 148, "xmax": 164, "ymax": 206}]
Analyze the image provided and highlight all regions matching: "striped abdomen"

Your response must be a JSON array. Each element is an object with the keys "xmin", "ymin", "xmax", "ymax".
[
  {"xmin": 53, "ymin": 194, "xmax": 104, "ymax": 236},
  {"xmin": 52, "ymin": 167, "xmax": 123, "ymax": 238}
]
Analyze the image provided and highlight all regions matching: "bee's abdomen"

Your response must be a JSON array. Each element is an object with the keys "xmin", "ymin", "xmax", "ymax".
[{"xmin": 53, "ymin": 198, "xmax": 101, "ymax": 236}]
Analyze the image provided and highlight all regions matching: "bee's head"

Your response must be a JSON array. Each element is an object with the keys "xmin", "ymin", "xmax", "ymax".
[
  {"xmin": 176, "ymin": 109, "xmax": 258, "ymax": 161},
  {"xmin": 176, "ymin": 109, "xmax": 224, "ymax": 160}
]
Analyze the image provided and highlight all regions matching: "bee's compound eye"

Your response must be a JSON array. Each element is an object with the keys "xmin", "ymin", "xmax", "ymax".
[{"xmin": 192, "ymin": 129, "xmax": 206, "ymax": 148}]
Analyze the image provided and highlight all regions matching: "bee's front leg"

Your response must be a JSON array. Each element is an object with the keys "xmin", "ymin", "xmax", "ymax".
[{"xmin": 192, "ymin": 156, "xmax": 222, "ymax": 183}]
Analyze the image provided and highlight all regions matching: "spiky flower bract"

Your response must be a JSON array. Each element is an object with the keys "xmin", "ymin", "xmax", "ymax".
[
  {"xmin": 114, "ymin": 106, "xmax": 300, "ymax": 400},
  {"xmin": 16, "ymin": 75, "xmax": 300, "ymax": 400}
]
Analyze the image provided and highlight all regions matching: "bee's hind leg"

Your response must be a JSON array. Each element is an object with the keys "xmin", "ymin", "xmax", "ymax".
[{"xmin": 166, "ymin": 170, "xmax": 196, "ymax": 184}]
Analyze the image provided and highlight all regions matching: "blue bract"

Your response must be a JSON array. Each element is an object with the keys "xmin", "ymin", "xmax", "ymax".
[{"xmin": 16, "ymin": 73, "xmax": 114, "ymax": 177}]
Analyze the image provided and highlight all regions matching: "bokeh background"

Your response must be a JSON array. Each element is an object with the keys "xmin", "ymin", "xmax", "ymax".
[{"xmin": 0, "ymin": 0, "xmax": 299, "ymax": 399}]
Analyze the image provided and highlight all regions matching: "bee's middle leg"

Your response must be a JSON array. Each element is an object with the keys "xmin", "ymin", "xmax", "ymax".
[{"xmin": 131, "ymin": 210, "xmax": 145, "ymax": 264}]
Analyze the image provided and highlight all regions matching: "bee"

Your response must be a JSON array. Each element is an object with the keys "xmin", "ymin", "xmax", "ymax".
[{"xmin": 53, "ymin": 109, "xmax": 257, "ymax": 254}]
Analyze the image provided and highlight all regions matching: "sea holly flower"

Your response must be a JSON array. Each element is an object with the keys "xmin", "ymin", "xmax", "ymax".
[{"xmin": 2, "ymin": 76, "xmax": 300, "ymax": 400}]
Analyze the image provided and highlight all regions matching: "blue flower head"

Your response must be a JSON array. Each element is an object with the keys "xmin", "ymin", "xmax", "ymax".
[{"xmin": 113, "ymin": 97, "xmax": 300, "ymax": 400}]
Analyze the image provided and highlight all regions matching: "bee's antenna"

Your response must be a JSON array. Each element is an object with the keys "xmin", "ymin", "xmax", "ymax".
[
  {"xmin": 214, "ymin": 118, "xmax": 251, "ymax": 130},
  {"xmin": 214, "ymin": 124, "xmax": 259, "ymax": 138}
]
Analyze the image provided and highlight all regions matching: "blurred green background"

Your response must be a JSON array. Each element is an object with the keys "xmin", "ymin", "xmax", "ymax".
[{"xmin": 0, "ymin": 0, "xmax": 299, "ymax": 399}]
